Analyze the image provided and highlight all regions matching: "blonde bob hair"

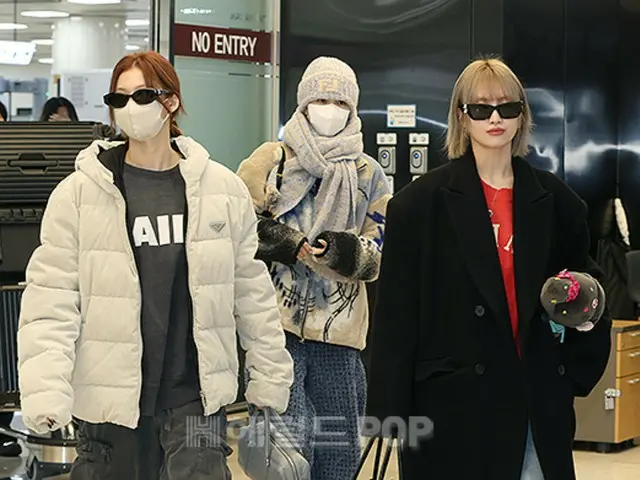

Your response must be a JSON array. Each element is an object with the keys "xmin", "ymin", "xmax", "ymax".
[{"xmin": 446, "ymin": 57, "xmax": 533, "ymax": 159}]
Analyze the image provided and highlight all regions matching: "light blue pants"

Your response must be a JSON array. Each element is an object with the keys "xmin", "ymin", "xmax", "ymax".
[{"xmin": 521, "ymin": 424, "xmax": 545, "ymax": 480}]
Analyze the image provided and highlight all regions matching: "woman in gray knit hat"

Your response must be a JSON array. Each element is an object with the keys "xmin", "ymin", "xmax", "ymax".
[{"xmin": 238, "ymin": 57, "xmax": 391, "ymax": 479}]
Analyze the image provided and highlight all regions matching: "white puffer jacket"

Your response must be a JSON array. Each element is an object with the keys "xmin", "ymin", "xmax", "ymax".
[{"xmin": 17, "ymin": 136, "xmax": 294, "ymax": 434}]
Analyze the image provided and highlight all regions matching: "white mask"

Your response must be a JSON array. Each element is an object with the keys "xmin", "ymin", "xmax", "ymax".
[
  {"xmin": 114, "ymin": 100, "xmax": 168, "ymax": 141},
  {"xmin": 307, "ymin": 103, "xmax": 350, "ymax": 137}
]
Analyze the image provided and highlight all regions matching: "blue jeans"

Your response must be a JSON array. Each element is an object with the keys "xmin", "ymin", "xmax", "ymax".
[{"xmin": 521, "ymin": 424, "xmax": 545, "ymax": 480}]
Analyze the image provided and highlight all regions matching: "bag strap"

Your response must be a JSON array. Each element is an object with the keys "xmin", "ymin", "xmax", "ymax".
[
  {"xmin": 247, "ymin": 406, "xmax": 273, "ymax": 467},
  {"xmin": 275, "ymin": 145, "xmax": 286, "ymax": 190},
  {"xmin": 262, "ymin": 408, "xmax": 272, "ymax": 466}
]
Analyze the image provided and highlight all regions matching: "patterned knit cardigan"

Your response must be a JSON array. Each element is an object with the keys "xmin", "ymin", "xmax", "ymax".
[{"xmin": 237, "ymin": 141, "xmax": 392, "ymax": 350}]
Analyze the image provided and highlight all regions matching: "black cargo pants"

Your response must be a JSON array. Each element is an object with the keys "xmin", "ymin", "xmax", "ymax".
[{"xmin": 69, "ymin": 400, "xmax": 232, "ymax": 480}]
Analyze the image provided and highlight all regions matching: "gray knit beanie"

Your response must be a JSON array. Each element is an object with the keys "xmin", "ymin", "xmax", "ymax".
[{"xmin": 297, "ymin": 57, "xmax": 360, "ymax": 112}]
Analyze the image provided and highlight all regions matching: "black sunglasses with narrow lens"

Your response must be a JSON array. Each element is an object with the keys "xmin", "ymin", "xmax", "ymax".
[
  {"xmin": 103, "ymin": 88, "xmax": 169, "ymax": 109},
  {"xmin": 461, "ymin": 101, "xmax": 524, "ymax": 121}
]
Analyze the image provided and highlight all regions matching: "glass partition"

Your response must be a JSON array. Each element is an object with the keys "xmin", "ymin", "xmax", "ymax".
[{"xmin": 171, "ymin": 0, "xmax": 279, "ymax": 170}]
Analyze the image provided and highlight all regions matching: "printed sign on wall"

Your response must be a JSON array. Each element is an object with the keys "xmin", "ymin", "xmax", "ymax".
[
  {"xmin": 173, "ymin": 23, "xmax": 272, "ymax": 63},
  {"xmin": 387, "ymin": 104, "xmax": 417, "ymax": 128}
]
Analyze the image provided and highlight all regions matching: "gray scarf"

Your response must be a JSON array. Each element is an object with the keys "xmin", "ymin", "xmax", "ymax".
[{"xmin": 276, "ymin": 110, "xmax": 363, "ymax": 242}]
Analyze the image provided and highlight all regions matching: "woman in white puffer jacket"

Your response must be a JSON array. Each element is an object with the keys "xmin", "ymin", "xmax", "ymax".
[{"xmin": 17, "ymin": 51, "xmax": 293, "ymax": 480}]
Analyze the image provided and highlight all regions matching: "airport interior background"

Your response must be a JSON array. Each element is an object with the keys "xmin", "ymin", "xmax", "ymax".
[{"xmin": 1, "ymin": 0, "xmax": 640, "ymax": 478}]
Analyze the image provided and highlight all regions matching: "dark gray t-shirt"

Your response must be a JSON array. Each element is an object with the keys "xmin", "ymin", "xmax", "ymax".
[{"xmin": 123, "ymin": 162, "xmax": 200, "ymax": 416}]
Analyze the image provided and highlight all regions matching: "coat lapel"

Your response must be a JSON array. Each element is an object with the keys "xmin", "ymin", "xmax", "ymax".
[
  {"xmin": 442, "ymin": 154, "xmax": 554, "ymax": 342},
  {"xmin": 443, "ymin": 154, "xmax": 512, "ymax": 337},
  {"xmin": 512, "ymin": 157, "xmax": 553, "ymax": 342}
]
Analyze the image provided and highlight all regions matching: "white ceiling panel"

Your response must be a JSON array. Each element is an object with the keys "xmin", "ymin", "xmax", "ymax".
[{"xmin": 0, "ymin": 0, "xmax": 150, "ymax": 60}]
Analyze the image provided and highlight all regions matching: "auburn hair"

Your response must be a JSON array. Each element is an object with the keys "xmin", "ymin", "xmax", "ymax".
[{"xmin": 108, "ymin": 51, "xmax": 185, "ymax": 137}]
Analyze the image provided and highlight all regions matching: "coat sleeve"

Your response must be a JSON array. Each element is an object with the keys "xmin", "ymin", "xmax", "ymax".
[
  {"xmin": 366, "ymin": 193, "xmax": 422, "ymax": 428},
  {"xmin": 559, "ymin": 199, "xmax": 612, "ymax": 397},
  {"xmin": 17, "ymin": 179, "xmax": 82, "ymax": 434},
  {"xmin": 232, "ymin": 186, "xmax": 294, "ymax": 413}
]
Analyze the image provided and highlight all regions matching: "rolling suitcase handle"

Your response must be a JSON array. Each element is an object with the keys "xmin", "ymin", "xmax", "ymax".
[{"xmin": 353, "ymin": 436, "xmax": 403, "ymax": 480}]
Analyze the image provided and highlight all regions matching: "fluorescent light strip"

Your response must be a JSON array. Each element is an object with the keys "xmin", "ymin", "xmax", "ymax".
[
  {"xmin": 67, "ymin": 0, "xmax": 121, "ymax": 4},
  {"xmin": 125, "ymin": 19, "xmax": 149, "ymax": 27},
  {"xmin": 0, "ymin": 23, "xmax": 28, "ymax": 31},
  {"xmin": 22, "ymin": 11, "xmax": 70, "ymax": 19},
  {"xmin": 32, "ymin": 39, "xmax": 54, "ymax": 46}
]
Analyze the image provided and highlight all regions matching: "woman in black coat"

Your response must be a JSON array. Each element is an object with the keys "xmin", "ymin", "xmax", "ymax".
[{"xmin": 366, "ymin": 58, "xmax": 611, "ymax": 480}]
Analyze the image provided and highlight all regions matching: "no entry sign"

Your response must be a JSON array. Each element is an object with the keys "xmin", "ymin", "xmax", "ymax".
[{"xmin": 173, "ymin": 23, "xmax": 272, "ymax": 63}]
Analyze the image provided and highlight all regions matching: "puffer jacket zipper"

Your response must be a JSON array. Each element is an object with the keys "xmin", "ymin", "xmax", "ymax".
[
  {"xmin": 181, "ymin": 183, "xmax": 208, "ymax": 409},
  {"xmin": 110, "ymin": 185, "xmax": 144, "ymax": 424}
]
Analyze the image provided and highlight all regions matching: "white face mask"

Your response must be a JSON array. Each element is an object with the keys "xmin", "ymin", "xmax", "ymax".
[
  {"xmin": 113, "ymin": 100, "xmax": 168, "ymax": 141},
  {"xmin": 307, "ymin": 103, "xmax": 350, "ymax": 137}
]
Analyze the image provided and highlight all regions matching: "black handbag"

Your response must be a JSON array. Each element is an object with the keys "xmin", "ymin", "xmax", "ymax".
[{"xmin": 353, "ymin": 436, "xmax": 403, "ymax": 480}]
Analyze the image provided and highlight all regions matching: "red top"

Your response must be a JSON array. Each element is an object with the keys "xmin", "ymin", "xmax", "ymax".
[{"xmin": 482, "ymin": 180, "xmax": 520, "ymax": 354}]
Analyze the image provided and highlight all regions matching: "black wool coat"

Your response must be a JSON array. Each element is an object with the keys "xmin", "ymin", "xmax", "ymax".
[{"xmin": 366, "ymin": 152, "xmax": 612, "ymax": 480}]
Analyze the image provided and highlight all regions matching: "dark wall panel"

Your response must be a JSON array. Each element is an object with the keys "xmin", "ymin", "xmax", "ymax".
[
  {"xmin": 281, "ymin": 0, "xmax": 479, "ymax": 191},
  {"xmin": 618, "ymin": 0, "xmax": 640, "ymax": 248},
  {"xmin": 503, "ymin": 0, "xmax": 567, "ymax": 177},
  {"xmin": 281, "ymin": 0, "xmax": 640, "ymax": 323},
  {"xmin": 562, "ymin": 0, "xmax": 618, "ymax": 208},
  {"xmin": 503, "ymin": 0, "xmax": 619, "ymax": 253}
]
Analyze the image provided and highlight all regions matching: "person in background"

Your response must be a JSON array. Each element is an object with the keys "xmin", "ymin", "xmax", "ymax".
[
  {"xmin": 17, "ymin": 50, "xmax": 293, "ymax": 479},
  {"xmin": 366, "ymin": 57, "xmax": 611, "ymax": 480},
  {"xmin": 0, "ymin": 100, "xmax": 7, "ymax": 121},
  {"xmin": 39, "ymin": 96, "xmax": 79, "ymax": 122},
  {"xmin": 237, "ymin": 56, "xmax": 392, "ymax": 480}
]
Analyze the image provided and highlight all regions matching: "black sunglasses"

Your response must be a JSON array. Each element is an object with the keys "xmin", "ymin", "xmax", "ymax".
[
  {"xmin": 460, "ymin": 101, "xmax": 524, "ymax": 121},
  {"xmin": 103, "ymin": 88, "xmax": 169, "ymax": 109}
]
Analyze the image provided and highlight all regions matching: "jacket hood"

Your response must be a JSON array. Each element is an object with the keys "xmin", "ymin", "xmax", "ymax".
[{"xmin": 75, "ymin": 136, "xmax": 212, "ymax": 192}]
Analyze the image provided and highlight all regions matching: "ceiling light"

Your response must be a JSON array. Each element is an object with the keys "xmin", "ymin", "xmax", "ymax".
[
  {"xmin": 67, "ymin": 0, "xmax": 121, "ymax": 4},
  {"xmin": 38, "ymin": 58, "xmax": 54, "ymax": 64},
  {"xmin": 32, "ymin": 39, "xmax": 54, "ymax": 46},
  {"xmin": 125, "ymin": 45, "xmax": 140, "ymax": 51},
  {"xmin": 125, "ymin": 19, "xmax": 149, "ymax": 27},
  {"xmin": 0, "ymin": 23, "xmax": 28, "ymax": 31},
  {"xmin": 22, "ymin": 11, "xmax": 70, "ymax": 19}
]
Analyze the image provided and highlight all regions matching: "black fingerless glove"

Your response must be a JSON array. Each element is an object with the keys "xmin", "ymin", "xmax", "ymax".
[
  {"xmin": 256, "ymin": 217, "xmax": 307, "ymax": 265},
  {"xmin": 314, "ymin": 231, "xmax": 361, "ymax": 278}
]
